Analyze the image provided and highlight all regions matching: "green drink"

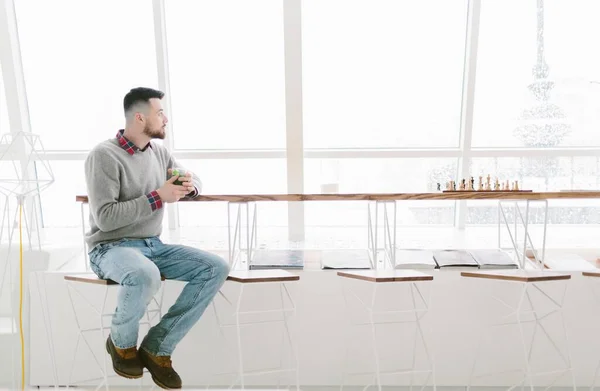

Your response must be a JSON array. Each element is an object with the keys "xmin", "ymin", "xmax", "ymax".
[{"xmin": 171, "ymin": 168, "xmax": 186, "ymax": 186}]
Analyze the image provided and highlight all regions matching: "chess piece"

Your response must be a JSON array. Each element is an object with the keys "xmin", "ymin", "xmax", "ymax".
[
  {"xmin": 478, "ymin": 176, "xmax": 483, "ymax": 191},
  {"xmin": 494, "ymin": 178, "xmax": 500, "ymax": 191},
  {"xmin": 470, "ymin": 176, "xmax": 475, "ymax": 190},
  {"xmin": 486, "ymin": 175, "xmax": 491, "ymax": 191},
  {"xmin": 514, "ymin": 180, "xmax": 519, "ymax": 191},
  {"xmin": 460, "ymin": 179, "xmax": 466, "ymax": 190},
  {"xmin": 436, "ymin": 182, "xmax": 441, "ymax": 191},
  {"xmin": 505, "ymin": 180, "xmax": 510, "ymax": 191},
  {"xmin": 446, "ymin": 181, "xmax": 450, "ymax": 191}
]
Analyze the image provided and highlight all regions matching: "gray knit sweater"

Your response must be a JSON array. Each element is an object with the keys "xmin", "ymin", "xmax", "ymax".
[{"xmin": 84, "ymin": 133, "xmax": 201, "ymax": 250}]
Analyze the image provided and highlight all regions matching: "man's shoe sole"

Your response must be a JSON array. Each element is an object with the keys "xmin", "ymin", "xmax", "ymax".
[
  {"xmin": 139, "ymin": 349, "xmax": 182, "ymax": 389},
  {"xmin": 105, "ymin": 339, "xmax": 143, "ymax": 379},
  {"xmin": 150, "ymin": 374, "xmax": 181, "ymax": 390}
]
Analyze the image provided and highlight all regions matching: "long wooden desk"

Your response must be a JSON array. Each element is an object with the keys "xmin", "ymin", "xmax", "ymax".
[
  {"xmin": 77, "ymin": 191, "xmax": 600, "ymax": 203},
  {"xmin": 76, "ymin": 191, "xmax": 600, "ymax": 271}
]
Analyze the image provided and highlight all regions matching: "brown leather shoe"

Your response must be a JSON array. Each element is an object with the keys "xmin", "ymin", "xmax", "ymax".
[
  {"xmin": 105, "ymin": 336, "xmax": 143, "ymax": 379},
  {"xmin": 139, "ymin": 348, "xmax": 182, "ymax": 389}
]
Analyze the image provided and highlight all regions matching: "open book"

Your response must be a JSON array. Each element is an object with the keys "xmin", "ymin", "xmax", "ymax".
[
  {"xmin": 468, "ymin": 249, "xmax": 518, "ymax": 269},
  {"xmin": 433, "ymin": 249, "xmax": 479, "ymax": 270},
  {"xmin": 394, "ymin": 249, "xmax": 438, "ymax": 269}
]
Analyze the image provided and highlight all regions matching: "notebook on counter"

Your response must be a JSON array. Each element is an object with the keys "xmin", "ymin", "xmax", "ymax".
[
  {"xmin": 433, "ymin": 249, "xmax": 479, "ymax": 269},
  {"xmin": 468, "ymin": 249, "xmax": 518, "ymax": 269},
  {"xmin": 249, "ymin": 249, "xmax": 304, "ymax": 270},
  {"xmin": 394, "ymin": 249, "xmax": 438, "ymax": 269},
  {"xmin": 320, "ymin": 249, "xmax": 372, "ymax": 269}
]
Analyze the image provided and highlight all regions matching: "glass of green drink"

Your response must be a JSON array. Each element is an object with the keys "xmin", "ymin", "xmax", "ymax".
[{"xmin": 170, "ymin": 168, "xmax": 187, "ymax": 186}]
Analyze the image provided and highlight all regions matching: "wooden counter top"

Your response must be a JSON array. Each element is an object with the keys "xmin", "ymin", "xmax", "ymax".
[{"xmin": 76, "ymin": 191, "xmax": 600, "ymax": 204}]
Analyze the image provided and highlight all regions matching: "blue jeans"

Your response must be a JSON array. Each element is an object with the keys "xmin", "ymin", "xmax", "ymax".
[{"xmin": 88, "ymin": 236, "xmax": 230, "ymax": 356}]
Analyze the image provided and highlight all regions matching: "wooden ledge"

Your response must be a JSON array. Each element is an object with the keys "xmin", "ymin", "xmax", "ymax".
[
  {"xmin": 461, "ymin": 270, "xmax": 571, "ymax": 283},
  {"xmin": 65, "ymin": 274, "xmax": 117, "ymax": 285},
  {"xmin": 583, "ymin": 271, "xmax": 600, "ymax": 278},
  {"xmin": 76, "ymin": 190, "xmax": 600, "ymax": 204},
  {"xmin": 227, "ymin": 270, "xmax": 300, "ymax": 283},
  {"xmin": 65, "ymin": 273, "xmax": 166, "ymax": 285},
  {"xmin": 337, "ymin": 270, "xmax": 434, "ymax": 283}
]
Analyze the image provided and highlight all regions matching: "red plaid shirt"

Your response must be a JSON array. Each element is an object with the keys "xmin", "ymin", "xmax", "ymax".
[
  {"xmin": 116, "ymin": 130, "xmax": 162, "ymax": 211},
  {"xmin": 115, "ymin": 130, "xmax": 198, "ymax": 211}
]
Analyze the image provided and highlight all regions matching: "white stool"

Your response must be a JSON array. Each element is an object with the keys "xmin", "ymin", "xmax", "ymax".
[
  {"xmin": 63, "ymin": 273, "xmax": 165, "ymax": 390},
  {"xmin": 462, "ymin": 269, "xmax": 575, "ymax": 390},
  {"xmin": 338, "ymin": 270, "xmax": 436, "ymax": 391},
  {"xmin": 211, "ymin": 269, "xmax": 300, "ymax": 390}
]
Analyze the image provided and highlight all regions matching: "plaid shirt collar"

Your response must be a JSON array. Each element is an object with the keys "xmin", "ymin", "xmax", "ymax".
[{"xmin": 116, "ymin": 129, "xmax": 152, "ymax": 156}]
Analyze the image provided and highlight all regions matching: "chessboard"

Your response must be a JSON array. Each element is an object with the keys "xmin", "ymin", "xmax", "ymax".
[
  {"xmin": 438, "ymin": 175, "xmax": 525, "ymax": 192},
  {"xmin": 442, "ymin": 190, "xmax": 532, "ymax": 193}
]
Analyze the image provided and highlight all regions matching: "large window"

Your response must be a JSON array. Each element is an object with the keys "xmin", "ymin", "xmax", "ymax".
[
  {"xmin": 164, "ymin": 0, "xmax": 286, "ymax": 150},
  {"xmin": 15, "ymin": 0, "xmax": 158, "ymax": 151},
  {"xmin": 176, "ymin": 158, "xmax": 288, "ymax": 227},
  {"xmin": 38, "ymin": 160, "xmax": 86, "ymax": 228},
  {"xmin": 4, "ymin": 0, "xmax": 600, "ymax": 234},
  {"xmin": 467, "ymin": 156, "xmax": 600, "ymax": 224},
  {"xmin": 468, "ymin": 0, "xmax": 600, "ymax": 225},
  {"xmin": 472, "ymin": 0, "xmax": 600, "ymax": 148},
  {"xmin": 302, "ymin": 0, "xmax": 469, "ymax": 149},
  {"xmin": 304, "ymin": 158, "xmax": 457, "ymax": 226}
]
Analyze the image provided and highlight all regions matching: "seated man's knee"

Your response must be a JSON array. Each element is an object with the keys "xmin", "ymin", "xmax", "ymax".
[
  {"xmin": 122, "ymin": 262, "xmax": 161, "ymax": 294},
  {"xmin": 213, "ymin": 255, "xmax": 230, "ymax": 281}
]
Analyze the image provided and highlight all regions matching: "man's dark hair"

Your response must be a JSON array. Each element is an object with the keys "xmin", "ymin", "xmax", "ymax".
[{"xmin": 123, "ymin": 87, "xmax": 164, "ymax": 116}]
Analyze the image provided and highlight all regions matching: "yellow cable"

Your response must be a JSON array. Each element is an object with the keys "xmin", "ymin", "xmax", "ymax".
[{"xmin": 19, "ymin": 202, "xmax": 24, "ymax": 391}]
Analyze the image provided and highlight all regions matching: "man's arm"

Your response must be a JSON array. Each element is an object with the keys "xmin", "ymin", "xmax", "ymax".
[{"xmin": 85, "ymin": 150, "xmax": 162, "ymax": 232}]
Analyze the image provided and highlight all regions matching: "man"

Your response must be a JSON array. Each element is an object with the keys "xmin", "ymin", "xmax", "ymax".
[{"xmin": 84, "ymin": 87, "xmax": 230, "ymax": 389}]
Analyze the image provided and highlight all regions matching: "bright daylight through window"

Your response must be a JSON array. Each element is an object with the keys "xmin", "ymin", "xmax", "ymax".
[
  {"xmin": 6, "ymin": 0, "xmax": 600, "ymax": 230},
  {"xmin": 468, "ymin": 0, "xmax": 600, "ymax": 224},
  {"xmin": 164, "ymin": 0, "xmax": 286, "ymax": 150}
]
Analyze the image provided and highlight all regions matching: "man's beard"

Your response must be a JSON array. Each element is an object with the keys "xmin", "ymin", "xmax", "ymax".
[{"xmin": 143, "ymin": 125, "xmax": 165, "ymax": 139}]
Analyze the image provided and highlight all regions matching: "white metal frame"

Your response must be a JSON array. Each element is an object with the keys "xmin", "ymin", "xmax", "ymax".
[
  {"xmin": 467, "ymin": 279, "xmax": 575, "ymax": 390},
  {"xmin": 227, "ymin": 199, "xmax": 397, "ymax": 271},
  {"xmin": 497, "ymin": 199, "xmax": 549, "ymax": 269},
  {"xmin": 63, "ymin": 276, "xmax": 165, "ymax": 390},
  {"xmin": 80, "ymin": 201, "xmax": 90, "ymax": 270},
  {"xmin": 455, "ymin": 0, "xmax": 481, "ymax": 229},
  {"xmin": 283, "ymin": 0, "xmax": 305, "ymax": 242},
  {"xmin": 367, "ymin": 201, "xmax": 397, "ymax": 270},
  {"xmin": 340, "ymin": 277, "xmax": 435, "ymax": 391},
  {"xmin": 227, "ymin": 201, "xmax": 259, "ymax": 271},
  {"xmin": 211, "ymin": 281, "xmax": 300, "ymax": 390}
]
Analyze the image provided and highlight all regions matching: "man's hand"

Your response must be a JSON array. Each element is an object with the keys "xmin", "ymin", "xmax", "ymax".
[
  {"xmin": 178, "ymin": 173, "xmax": 195, "ymax": 195},
  {"xmin": 156, "ymin": 175, "xmax": 189, "ymax": 203},
  {"xmin": 167, "ymin": 168, "xmax": 195, "ymax": 195}
]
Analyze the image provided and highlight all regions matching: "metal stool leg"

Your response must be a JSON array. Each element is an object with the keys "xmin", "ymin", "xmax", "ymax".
[
  {"xmin": 468, "ymin": 278, "xmax": 573, "ymax": 390},
  {"xmin": 65, "ymin": 281, "xmax": 110, "ymax": 390},
  {"xmin": 64, "ymin": 280, "xmax": 165, "ymax": 389},
  {"xmin": 211, "ymin": 281, "xmax": 299, "ymax": 390},
  {"xmin": 340, "ymin": 276, "xmax": 434, "ymax": 390}
]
